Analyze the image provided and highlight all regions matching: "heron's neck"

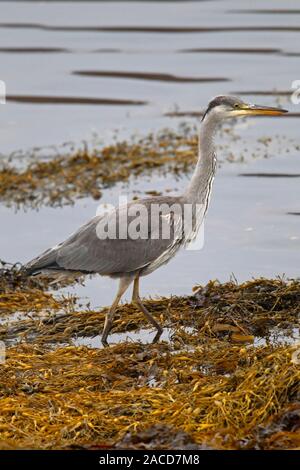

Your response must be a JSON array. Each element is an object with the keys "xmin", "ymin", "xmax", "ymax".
[{"xmin": 184, "ymin": 115, "xmax": 218, "ymax": 204}]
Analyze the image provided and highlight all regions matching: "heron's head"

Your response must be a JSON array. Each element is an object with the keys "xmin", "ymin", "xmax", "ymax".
[{"xmin": 202, "ymin": 95, "xmax": 288, "ymax": 122}]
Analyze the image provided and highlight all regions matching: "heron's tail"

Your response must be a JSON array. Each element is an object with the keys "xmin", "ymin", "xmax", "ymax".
[
  {"xmin": 23, "ymin": 246, "xmax": 61, "ymax": 277},
  {"xmin": 22, "ymin": 265, "xmax": 43, "ymax": 277}
]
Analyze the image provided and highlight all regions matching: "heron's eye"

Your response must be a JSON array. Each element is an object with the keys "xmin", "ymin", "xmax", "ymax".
[{"xmin": 234, "ymin": 103, "xmax": 239, "ymax": 108}]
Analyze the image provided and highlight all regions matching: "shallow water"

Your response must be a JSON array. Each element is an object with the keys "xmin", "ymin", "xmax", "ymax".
[
  {"xmin": 72, "ymin": 327, "xmax": 175, "ymax": 349},
  {"xmin": 0, "ymin": 0, "xmax": 299, "ymax": 308},
  {"xmin": 73, "ymin": 325, "xmax": 299, "ymax": 351},
  {"xmin": 1, "ymin": 0, "xmax": 300, "ymax": 151}
]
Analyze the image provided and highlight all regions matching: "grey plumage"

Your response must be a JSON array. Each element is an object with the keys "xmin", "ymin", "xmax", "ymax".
[
  {"xmin": 26, "ymin": 196, "xmax": 185, "ymax": 278},
  {"xmin": 24, "ymin": 95, "xmax": 287, "ymax": 345}
]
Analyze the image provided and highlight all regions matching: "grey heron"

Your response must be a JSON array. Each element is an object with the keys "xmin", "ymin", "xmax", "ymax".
[{"xmin": 25, "ymin": 96, "xmax": 287, "ymax": 346}]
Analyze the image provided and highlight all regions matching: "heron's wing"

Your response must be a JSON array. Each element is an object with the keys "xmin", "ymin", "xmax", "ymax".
[{"xmin": 27, "ymin": 198, "xmax": 182, "ymax": 275}]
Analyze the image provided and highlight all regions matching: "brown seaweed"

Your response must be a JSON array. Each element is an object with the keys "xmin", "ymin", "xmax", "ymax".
[{"xmin": 0, "ymin": 277, "xmax": 299, "ymax": 450}]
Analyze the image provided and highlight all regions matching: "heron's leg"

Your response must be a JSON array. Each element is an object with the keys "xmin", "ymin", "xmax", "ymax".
[
  {"xmin": 101, "ymin": 276, "xmax": 133, "ymax": 347},
  {"xmin": 132, "ymin": 275, "xmax": 163, "ymax": 343}
]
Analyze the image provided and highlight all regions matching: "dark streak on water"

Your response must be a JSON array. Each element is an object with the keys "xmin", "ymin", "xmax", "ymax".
[
  {"xmin": 72, "ymin": 70, "xmax": 230, "ymax": 83},
  {"xmin": 1, "ymin": 23, "xmax": 300, "ymax": 33},
  {"xmin": 0, "ymin": 47, "xmax": 70, "ymax": 53},
  {"xmin": 282, "ymin": 52, "xmax": 300, "ymax": 57},
  {"xmin": 0, "ymin": 47, "xmax": 290, "ymax": 57},
  {"xmin": 0, "ymin": 47, "xmax": 142, "ymax": 55},
  {"xmin": 231, "ymin": 9, "xmax": 300, "ymax": 15},
  {"xmin": 180, "ymin": 47, "xmax": 282, "ymax": 55},
  {"xmin": 6, "ymin": 95, "xmax": 147, "ymax": 106},
  {"xmin": 287, "ymin": 212, "xmax": 300, "ymax": 216},
  {"xmin": 239, "ymin": 173, "xmax": 300, "ymax": 178},
  {"xmin": 233, "ymin": 90, "xmax": 292, "ymax": 96},
  {"xmin": 92, "ymin": 48, "xmax": 122, "ymax": 53}
]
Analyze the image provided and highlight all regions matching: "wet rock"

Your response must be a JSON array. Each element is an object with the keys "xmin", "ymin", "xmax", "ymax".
[{"xmin": 115, "ymin": 424, "xmax": 213, "ymax": 450}]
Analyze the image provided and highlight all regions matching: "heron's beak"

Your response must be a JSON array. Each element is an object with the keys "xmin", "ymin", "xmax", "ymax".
[{"xmin": 236, "ymin": 103, "xmax": 288, "ymax": 116}]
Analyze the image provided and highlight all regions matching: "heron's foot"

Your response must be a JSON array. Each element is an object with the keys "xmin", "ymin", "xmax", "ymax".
[
  {"xmin": 101, "ymin": 318, "xmax": 113, "ymax": 347},
  {"xmin": 132, "ymin": 296, "xmax": 164, "ymax": 344},
  {"xmin": 101, "ymin": 323, "xmax": 112, "ymax": 347},
  {"xmin": 152, "ymin": 327, "xmax": 163, "ymax": 344}
]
